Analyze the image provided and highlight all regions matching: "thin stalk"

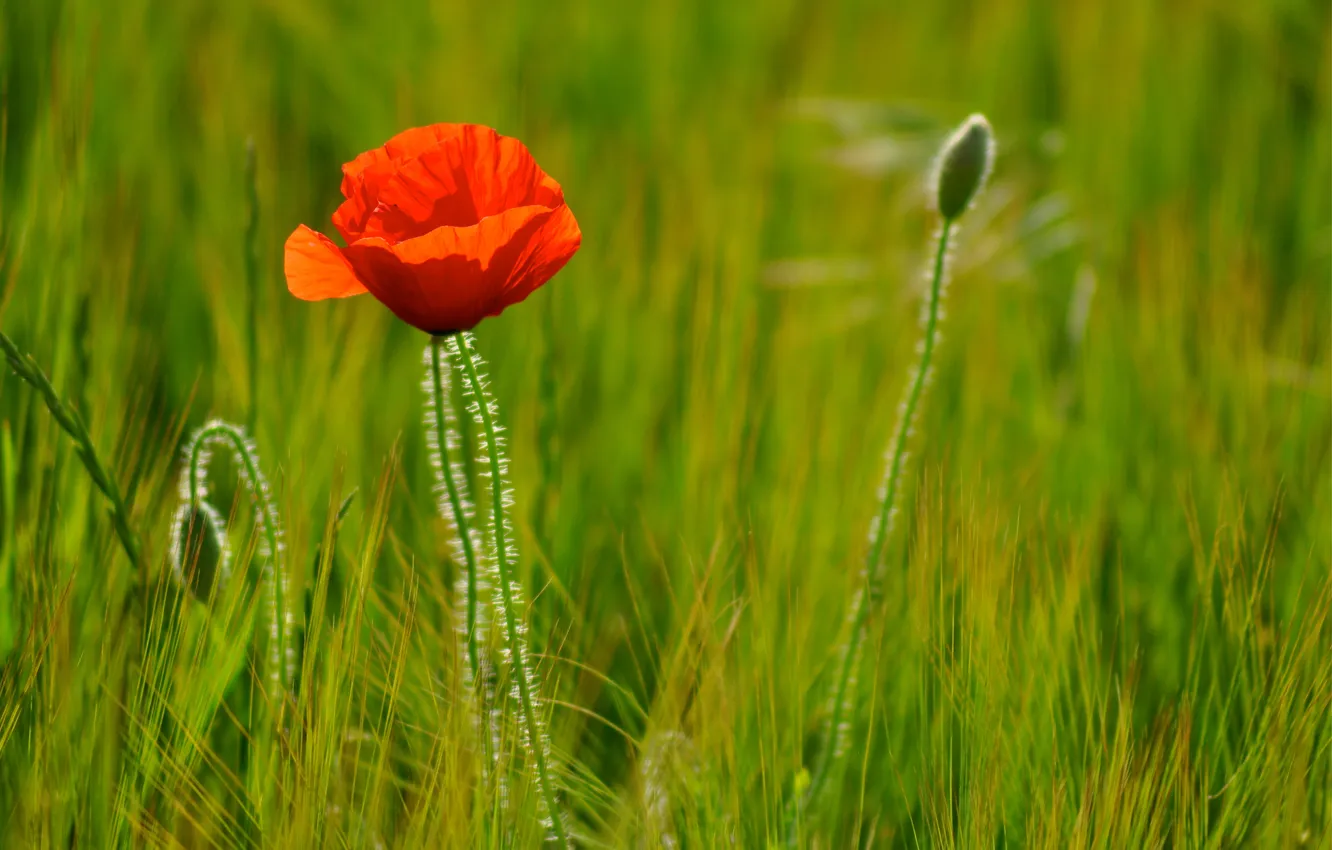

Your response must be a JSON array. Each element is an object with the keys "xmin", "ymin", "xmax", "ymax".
[
  {"xmin": 0, "ymin": 331, "xmax": 141, "ymax": 572},
  {"xmin": 454, "ymin": 331, "xmax": 568, "ymax": 848},
  {"xmin": 428, "ymin": 336, "xmax": 484, "ymax": 701},
  {"xmin": 425, "ymin": 336, "xmax": 502, "ymax": 814},
  {"xmin": 181, "ymin": 423, "xmax": 288, "ymax": 834},
  {"xmin": 0, "ymin": 423, "xmax": 15, "ymax": 656},
  {"xmin": 804, "ymin": 220, "xmax": 953, "ymax": 810},
  {"xmin": 4, "ymin": 332, "xmax": 150, "ymax": 849},
  {"xmin": 244, "ymin": 138, "xmax": 260, "ymax": 432},
  {"xmin": 184, "ymin": 420, "xmax": 290, "ymax": 699}
]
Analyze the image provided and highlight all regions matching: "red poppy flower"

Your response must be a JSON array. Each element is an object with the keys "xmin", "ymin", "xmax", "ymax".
[{"xmin": 284, "ymin": 123, "xmax": 581, "ymax": 334}]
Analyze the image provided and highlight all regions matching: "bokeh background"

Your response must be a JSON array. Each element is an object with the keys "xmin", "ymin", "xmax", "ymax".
[{"xmin": 1, "ymin": 0, "xmax": 1329, "ymax": 845}]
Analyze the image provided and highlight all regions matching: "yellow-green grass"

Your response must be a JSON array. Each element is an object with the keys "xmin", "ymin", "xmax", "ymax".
[{"xmin": 0, "ymin": 0, "xmax": 1328, "ymax": 845}]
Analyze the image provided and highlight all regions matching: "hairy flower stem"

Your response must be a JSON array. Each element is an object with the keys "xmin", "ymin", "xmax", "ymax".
[
  {"xmin": 805, "ymin": 220, "xmax": 953, "ymax": 810},
  {"xmin": 185, "ymin": 421, "xmax": 290, "ymax": 700},
  {"xmin": 455, "ymin": 332, "xmax": 568, "ymax": 849},
  {"xmin": 425, "ymin": 337, "xmax": 500, "ymax": 795},
  {"xmin": 430, "ymin": 337, "xmax": 483, "ymax": 698}
]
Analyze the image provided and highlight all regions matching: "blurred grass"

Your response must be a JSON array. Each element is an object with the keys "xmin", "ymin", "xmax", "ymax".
[{"xmin": 1, "ymin": 0, "xmax": 1329, "ymax": 846}]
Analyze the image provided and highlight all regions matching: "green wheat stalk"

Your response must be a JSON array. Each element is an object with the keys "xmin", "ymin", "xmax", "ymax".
[
  {"xmin": 0, "ymin": 423, "xmax": 15, "ymax": 657},
  {"xmin": 0, "ymin": 330, "xmax": 142, "ymax": 573},
  {"xmin": 798, "ymin": 114, "xmax": 995, "ymax": 825},
  {"xmin": 451, "ymin": 330, "xmax": 569, "ymax": 848},
  {"xmin": 2, "ymin": 330, "xmax": 156, "ymax": 844},
  {"xmin": 244, "ymin": 137, "xmax": 261, "ymax": 432}
]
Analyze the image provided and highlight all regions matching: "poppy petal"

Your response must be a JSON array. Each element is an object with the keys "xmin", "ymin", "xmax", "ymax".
[
  {"xmin": 338, "ymin": 124, "xmax": 466, "ymax": 199},
  {"xmin": 334, "ymin": 125, "xmax": 472, "ymax": 243},
  {"xmin": 366, "ymin": 127, "xmax": 565, "ymax": 242},
  {"xmin": 333, "ymin": 124, "xmax": 566, "ymax": 245},
  {"xmin": 284, "ymin": 225, "xmax": 368, "ymax": 300},
  {"xmin": 343, "ymin": 202, "xmax": 578, "ymax": 333},
  {"xmin": 487, "ymin": 201, "xmax": 581, "ymax": 310}
]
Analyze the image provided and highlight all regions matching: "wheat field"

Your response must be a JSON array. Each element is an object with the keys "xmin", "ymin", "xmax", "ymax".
[{"xmin": 0, "ymin": 0, "xmax": 1329, "ymax": 846}]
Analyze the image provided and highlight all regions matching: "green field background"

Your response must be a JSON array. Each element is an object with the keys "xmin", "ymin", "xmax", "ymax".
[{"xmin": 1, "ymin": 0, "xmax": 1329, "ymax": 846}]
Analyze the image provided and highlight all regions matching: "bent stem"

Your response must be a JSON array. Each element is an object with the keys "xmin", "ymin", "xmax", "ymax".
[
  {"xmin": 453, "ymin": 331, "xmax": 569, "ymax": 848},
  {"xmin": 803, "ymin": 220, "xmax": 954, "ymax": 815},
  {"xmin": 183, "ymin": 420, "xmax": 291, "ymax": 701}
]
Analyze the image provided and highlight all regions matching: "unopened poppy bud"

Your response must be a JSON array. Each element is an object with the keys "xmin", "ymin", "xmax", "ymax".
[
  {"xmin": 934, "ymin": 114, "xmax": 994, "ymax": 221},
  {"xmin": 170, "ymin": 503, "xmax": 230, "ymax": 602}
]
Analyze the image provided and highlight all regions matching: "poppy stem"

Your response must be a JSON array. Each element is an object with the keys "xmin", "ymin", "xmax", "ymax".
[
  {"xmin": 428, "ymin": 337, "xmax": 484, "ymax": 693},
  {"xmin": 183, "ymin": 420, "xmax": 290, "ymax": 702},
  {"xmin": 453, "ymin": 331, "xmax": 569, "ymax": 848},
  {"xmin": 424, "ymin": 336, "xmax": 499, "ymax": 787},
  {"xmin": 801, "ymin": 220, "xmax": 954, "ymax": 822}
]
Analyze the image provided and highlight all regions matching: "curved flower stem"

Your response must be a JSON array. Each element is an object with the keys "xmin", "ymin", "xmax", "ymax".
[
  {"xmin": 804, "ymin": 220, "xmax": 953, "ymax": 813},
  {"xmin": 186, "ymin": 420, "xmax": 289, "ymax": 700},
  {"xmin": 455, "ymin": 332, "xmax": 569, "ymax": 849}
]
